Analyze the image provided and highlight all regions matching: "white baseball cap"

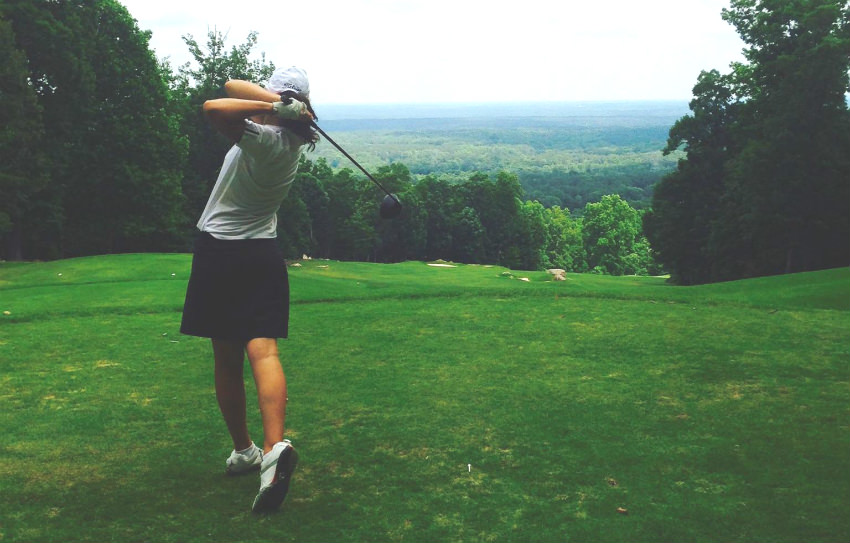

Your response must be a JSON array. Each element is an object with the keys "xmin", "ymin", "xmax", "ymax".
[{"xmin": 266, "ymin": 66, "xmax": 310, "ymax": 98}]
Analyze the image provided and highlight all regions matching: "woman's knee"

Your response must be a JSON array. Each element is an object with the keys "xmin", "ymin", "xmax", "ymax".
[{"xmin": 245, "ymin": 337, "xmax": 279, "ymax": 365}]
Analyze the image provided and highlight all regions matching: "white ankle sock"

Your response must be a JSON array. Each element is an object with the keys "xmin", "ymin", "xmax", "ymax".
[{"xmin": 236, "ymin": 443, "xmax": 256, "ymax": 455}]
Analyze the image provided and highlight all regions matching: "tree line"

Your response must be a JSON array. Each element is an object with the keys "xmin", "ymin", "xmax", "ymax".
[{"xmin": 281, "ymin": 158, "xmax": 658, "ymax": 274}]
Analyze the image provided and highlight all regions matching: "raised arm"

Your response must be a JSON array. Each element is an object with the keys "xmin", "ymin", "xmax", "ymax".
[
  {"xmin": 224, "ymin": 79, "xmax": 281, "ymax": 102},
  {"xmin": 202, "ymin": 98, "xmax": 277, "ymax": 143},
  {"xmin": 203, "ymin": 80, "xmax": 313, "ymax": 143}
]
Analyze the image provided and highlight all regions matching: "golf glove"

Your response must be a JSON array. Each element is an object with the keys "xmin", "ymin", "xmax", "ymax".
[{"xmin": 272, "ymin": 99, "xmax": 310, "ymax": 120}]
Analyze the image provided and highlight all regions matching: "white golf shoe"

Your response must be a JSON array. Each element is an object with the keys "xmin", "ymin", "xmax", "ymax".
[
  {"xmin": 225, "ymin": 442, "xmax": 263, "ymax": 475},
  {"xmin": 252, "ymin": 440, "xmax": 298, "ymax": 513}
]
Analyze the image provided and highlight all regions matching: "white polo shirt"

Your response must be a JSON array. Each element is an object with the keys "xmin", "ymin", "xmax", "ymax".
[{"xmin": 197, "ymin": 120, "xmax": 304, "ymax": 239}]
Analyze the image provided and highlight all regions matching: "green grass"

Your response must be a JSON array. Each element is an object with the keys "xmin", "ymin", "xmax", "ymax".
[{"xmin": 1, "ymin": 255, "xmax": 848, "ymax": 542}]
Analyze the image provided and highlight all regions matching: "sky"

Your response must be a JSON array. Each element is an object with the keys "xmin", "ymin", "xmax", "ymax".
[{"xmin": 119, "ymin": 0, "xmax": 747, "ymax": 105}]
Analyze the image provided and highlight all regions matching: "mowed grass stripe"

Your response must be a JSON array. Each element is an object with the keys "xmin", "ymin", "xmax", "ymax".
[{"xmin": 3, "ymin": 255, "xmax": 848, "ymax": 326}]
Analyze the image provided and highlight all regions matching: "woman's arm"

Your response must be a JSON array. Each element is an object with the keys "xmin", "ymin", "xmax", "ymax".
[
  {"xmin": 202, "ymin": 98, "xmax": 276, "ymax": 143},
  {"xmin": 224, "ymin": 79, "xmax": 281, "ymax": 102},
  {"xmin": 204, "ymin": 78, "xmax": 313, "ymax": 142}
]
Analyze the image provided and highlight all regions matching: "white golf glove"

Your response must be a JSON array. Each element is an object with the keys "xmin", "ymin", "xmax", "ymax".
[{"xmin": 272, "ymin": 99, "xmax": 310, "ymax": 120}]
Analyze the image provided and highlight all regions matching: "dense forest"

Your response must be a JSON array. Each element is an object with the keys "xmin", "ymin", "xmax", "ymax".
[
  {"xmin": 311, "ymin": 104, "xmax": 685, "ymax": 211},
  {"xmin": 2, "ymin": 0, "xmax": 848, "ymax": 281}
]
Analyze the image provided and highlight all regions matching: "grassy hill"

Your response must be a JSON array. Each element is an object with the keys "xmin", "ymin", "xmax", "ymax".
[{"xmin": 1, "ymin": 255, "xmax": 847, "ymax": 542}]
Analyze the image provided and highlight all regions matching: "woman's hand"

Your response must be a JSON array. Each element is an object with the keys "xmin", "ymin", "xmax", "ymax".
[{"xmin": 272, "ymin": 99, "xmax": 314, "ymax": 121}]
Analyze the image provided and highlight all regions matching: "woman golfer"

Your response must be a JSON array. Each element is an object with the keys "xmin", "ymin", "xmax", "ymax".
[{"xmin": 180, "ymin": 66, "xmax": 317, "ymax": 513}]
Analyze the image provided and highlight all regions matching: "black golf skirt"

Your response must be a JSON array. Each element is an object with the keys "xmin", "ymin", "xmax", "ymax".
[{"xmin": 180, "ymin": 232, "xmax": 289, "ymax": 341}]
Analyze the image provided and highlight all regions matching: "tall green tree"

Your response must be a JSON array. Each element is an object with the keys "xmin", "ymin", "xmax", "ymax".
[
  {"xmin": 543, "ymin": 206, "xmax": 585, "ymax": 272},
  {"xmin": 0, "ymin": 17, "xmax": 49, "ymax": 260},
  {"xmin": 717, "ymin": 0, "xmax": 850, "ymax": 277},
  {"xmin": 276, "ymin": 185, "xmax": 314, "ymax": 259},
  {"xmin": 462, "ymin": 171, "xmax": 524, "ymax": 266},
  {"xmin": 276, "ymin": 157, "xmax": 332, "ymax": 258},
  {"xmin": 3, "ymin": 0, "xmax": 187, "ymax": 257},
  {"xmin": 371, "ymin": 163, "xmax": 425, "ymax": 262},
  {"xmin": 583, "ymin": 195, "xmax": 643, "ymax": 275},
  {"xmin": 512, "ymin": 200, "xmax": 549, "ymax": 271},
  {"xmin": 647, "ymin": 0, "xmax": 850, "ymax": 283},
  {"xmin": 644, "ymin": 69, "xmax": 739, "ymax": 284},
  {"xmin": 415, "ymin": 176, "xmax": 463, "ymax": 261},
  {"xmin": 445, "ymin": 206, "xmax": 484, "ymax": 263},
  {"xmin": 321, "ymin": 168, "xmax": 378, "ymax": 261}
]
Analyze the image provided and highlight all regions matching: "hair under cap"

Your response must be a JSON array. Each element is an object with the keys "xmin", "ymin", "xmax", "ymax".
[{"xmin": 266, "ymin": 66, "xmax": 310, "ymax": 98}]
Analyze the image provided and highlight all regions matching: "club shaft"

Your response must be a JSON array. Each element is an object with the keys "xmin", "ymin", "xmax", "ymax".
[{"xmin": 311, "ymin": 121, "xmax": 401, "ymax": 205}]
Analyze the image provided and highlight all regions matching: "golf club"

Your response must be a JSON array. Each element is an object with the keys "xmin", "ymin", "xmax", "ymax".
[{"xmin": 309, "ymin": 120, "xmax": 403, "ymax": 220}]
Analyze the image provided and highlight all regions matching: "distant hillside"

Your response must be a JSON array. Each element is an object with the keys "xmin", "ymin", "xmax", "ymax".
[{"xmin": 310, "ymin": 101, "xmax": 688, "ymax": 211}]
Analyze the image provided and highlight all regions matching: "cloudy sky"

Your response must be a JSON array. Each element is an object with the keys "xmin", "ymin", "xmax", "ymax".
[{"xmin": 120, "ymin": 0, "xmax": 746, "ymax": 105}]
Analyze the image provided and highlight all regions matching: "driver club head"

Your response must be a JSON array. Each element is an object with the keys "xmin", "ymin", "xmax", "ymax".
[{"xmin": 380, "ymin": 193, "xmax": 403, "ymax": 220}]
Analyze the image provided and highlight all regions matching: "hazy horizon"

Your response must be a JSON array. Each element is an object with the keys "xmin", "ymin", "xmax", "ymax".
[{"xmin": 315, "ymin": 99, "xmax": 690, "ymax": 121}]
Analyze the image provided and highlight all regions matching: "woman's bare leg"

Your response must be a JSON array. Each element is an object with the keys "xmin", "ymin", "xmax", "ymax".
[
  {"xmin": 212, "ymin": 339, "xmax": 253, "ymax": 452},
  {"xmin": 245, "ymin": 338, "xmax": 287, "ymax": 453}
]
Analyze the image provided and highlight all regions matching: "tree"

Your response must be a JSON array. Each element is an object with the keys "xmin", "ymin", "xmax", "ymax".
[
  {"xmin": 320, "ymin": 168, "xmax": 377, "ymax": 261},
  {"xmin": 279, "ymin": 157, "xmax": 332, "ymax": 258},
  {"xmin": 0, "ymin": 16, "xmax": 49, "ymax": 260},
  {"xmin": 583, "ymin": 195, "xmax": 642, "ymax": 275},
  {"xmin": 2, "ymin": 0, "xmax": 92, "ymax": 259},
  {"xmin": 371, "ymin": 163, "xmax": 425, "ymax": 263},
  {"xmin": 462, "ymin": 171, "xmax": 524, "ymax": 266},
  {"xmin": 451, "ymin": 206, "xmax": 486, "ymax": 263},
  {"xmin": 3, "ymin": 0, "xmax": 187, "ymax": 257},
  {"xmin": 644, "ymin": 70, "xmax": 738, "ymax": 284},
  {"xmin": 717, "ymin": 0, "xmax": 850, "ymax": 277},
  {"xmin": 511, "ymin": 200, "xmax": 549, "ymax": 271},
  {"xmin": 276, "ymin": 186, "xmax": 314, "ymax": 259},
  {"xmin": 71, "ymin": 0, "xmax": 187, "ymax": 254},
  {"xmin": 385, "ymin": 189, "xmax": 428, "ymax": 263},
  {"xmin": 646, "ymin": 0, "xmax": 850, "ymax": 283},
  {"xmin": 544, "ymin": 206, "xmax": 585, "ymax": 272},
  {"xmin": 415, "ymin": 175, "xmax": 462, "ymax": 261}
]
